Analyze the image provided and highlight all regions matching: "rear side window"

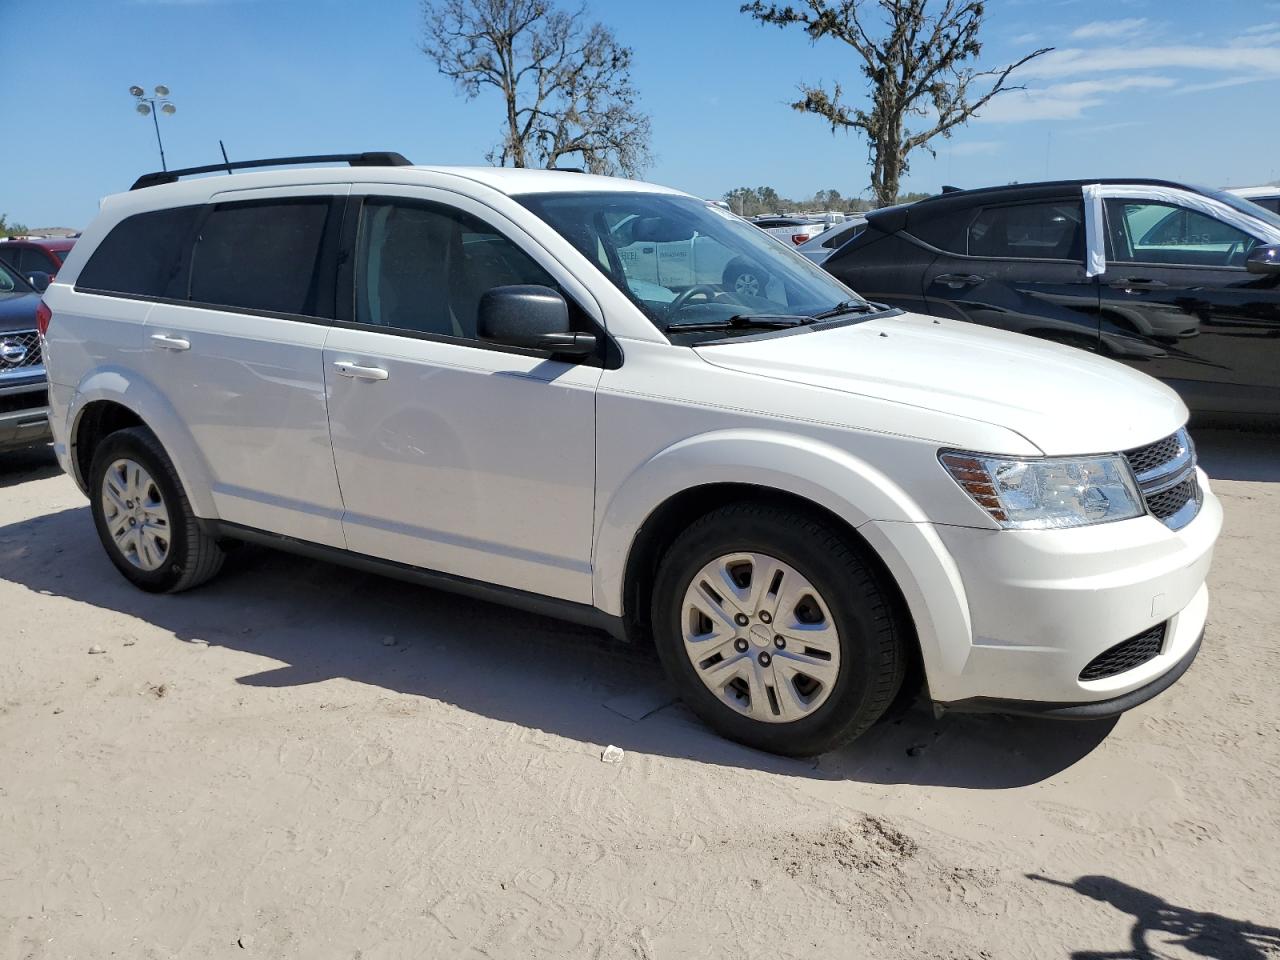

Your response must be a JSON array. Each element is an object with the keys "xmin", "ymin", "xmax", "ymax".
[
  {"xmin": 966, "ymin": 200, "xmax": 1084, "ymax": 260},
  {"xmin": 77, "ymin": 206, "xmax": 201, "ymax": 297},
  {"xmin": 189, "ymin": 199, "xmax": 330, "ymax": 315}
]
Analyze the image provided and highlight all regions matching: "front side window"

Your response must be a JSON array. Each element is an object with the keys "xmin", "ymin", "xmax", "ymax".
[
  {"xmin": 353, "ymin": 198, "xmax": 561, "ymax": 340},
  {"xmin": 1105, "ymin": 199, "xmax": 1258, "ymax": 267},
  {"xmin": 518, "ymin": 192, "xmax": 862, "ymax": 339},
  {"xmin": 966, "ymin": 200, "xmax": 1084, "ymax": 260},
  {"xmin": 189, "ymin": 199, "xmax": 330, "ymax": 315}
]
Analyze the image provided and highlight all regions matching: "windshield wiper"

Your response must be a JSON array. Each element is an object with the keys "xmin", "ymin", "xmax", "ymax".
[
  {"xmin": 810, "ymin": 299, "xmax": 880, "ymax": 321},
  {"xmin": 663, "ymin": 313, "xmax": 814, "ymax": 333}
]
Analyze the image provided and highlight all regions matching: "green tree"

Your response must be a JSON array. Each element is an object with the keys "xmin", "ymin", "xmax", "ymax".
[
  {"xmin": 0, "ymin": 213, "xmax": 30, "ymax": 239},
  {"xmin": 421, "ymin": 0, "xmax": 653, "ymax": 176},
  {"xmin": 742, "ymin": 0, "xmax": 1051, "ymax": 207}
]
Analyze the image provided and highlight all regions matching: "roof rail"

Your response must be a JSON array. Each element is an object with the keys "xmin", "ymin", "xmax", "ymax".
[{"xmin": 130, "ymin": 151, "xmax": 412, "ymax": 191}]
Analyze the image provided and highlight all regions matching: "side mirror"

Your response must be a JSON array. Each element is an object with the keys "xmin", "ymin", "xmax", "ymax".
[
  {"xmin": 1247, "ymin": 244, "xmax": 1280, "ymax": 275},
  {"xmin": 477, "ymin": 285, "xmax": 597, "ymax": 357},
  {"xmin": 27, "ymin": 271, "xmax": 51, "ymax": 293}
]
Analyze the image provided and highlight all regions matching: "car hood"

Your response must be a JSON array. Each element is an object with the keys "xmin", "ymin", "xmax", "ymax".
[
  {"xmin": 0, "ymin": 291, "xmax": 39, "ymax": 333},
  {"xmin": 693, "ymin": 311, "xmax": 1188, "ymax": 456}
]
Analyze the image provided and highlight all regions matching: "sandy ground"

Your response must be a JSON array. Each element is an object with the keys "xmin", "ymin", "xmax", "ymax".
[{"xmin": 2, "ymin": 430, "xmax": 1278, "ymax": 960}]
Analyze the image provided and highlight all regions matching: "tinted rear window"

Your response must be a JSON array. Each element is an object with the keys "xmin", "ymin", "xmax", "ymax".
[
  {"xmin": 967, "ymin": 200, "xmax": 1084, "ymax": 259},
  {"xmin": 77, "ymin": 206, "xmax": 201, "ymax": 297},
  {"xmin": 188, "ymin": 200, "xmax": 330, "ymax": 315}
]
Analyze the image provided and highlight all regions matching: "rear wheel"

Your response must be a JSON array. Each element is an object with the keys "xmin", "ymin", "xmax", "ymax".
[
  {"xmin": 650, "ymin": 502, "xmax": 907, "ymax": 756},
  {"xmin": 88, "ymin": 427, "xmax": 224, "ymax": 593}
]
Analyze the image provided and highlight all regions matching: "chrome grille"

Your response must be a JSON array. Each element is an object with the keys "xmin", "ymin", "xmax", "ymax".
[
  {"xmin": 1079, "ymin": 623, "xmax": 1166, "ymax": 681},
  {"xmin": 1123, "ymin": 428, "xmax": 1201, "ymax": 531},
  {"xmin": 0, "ymin": 330, "xmax": 42, "ymax": 375}
]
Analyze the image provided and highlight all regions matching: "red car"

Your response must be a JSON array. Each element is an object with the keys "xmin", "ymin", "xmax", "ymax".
[{"xmin": 0, "ymin": 235, "xmax": 77, "ymax": 283}]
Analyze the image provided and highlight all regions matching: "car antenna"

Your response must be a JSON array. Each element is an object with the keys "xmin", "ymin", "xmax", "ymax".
[
  {"xmin": 940, "ymin": 184, "xmax": 961, "ymax": 193},
  {"xmin": 219, "ymin": 140, "xmax": 232, "ymax": 175}
]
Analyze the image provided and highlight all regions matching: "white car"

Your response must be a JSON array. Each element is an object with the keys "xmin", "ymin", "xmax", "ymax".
[
  {"xmin": 750, "ymin": 216, "xmax": 830, "ymax": 246},
  {"xmin": 1227, "ymin": 185, "xmax": 1280, "ymax": 215},
  {"xmin": 41, "ymin": 153, "xmax": 1220, "ymax": 756},
  {"xmin": 797, "ymin": 217, "xmax": 867, "ymax": 265}
]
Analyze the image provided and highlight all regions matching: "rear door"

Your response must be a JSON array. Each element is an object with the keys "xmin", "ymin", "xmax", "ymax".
[
  {"xmin": 1096, "ymin": 195, "xmax": 1280, "ymax": 415},
  {"xmin": 143, "ymin": 186, "xmax": 349, "ymax": 547},
  {"xmin": 921, "ymin": 194, "xmax": 1103, "ymax": 351},
  {"xmin": 322, "ymin": 187, "xmax": 601, "ymax": 603}
]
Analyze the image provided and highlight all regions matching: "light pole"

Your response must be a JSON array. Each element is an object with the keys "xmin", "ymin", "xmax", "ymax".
[{"xmin": 130, "ymin": 84, "xmax": 176, "ymax": 171}]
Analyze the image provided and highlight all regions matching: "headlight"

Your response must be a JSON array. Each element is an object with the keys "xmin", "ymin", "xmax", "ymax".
[{"xmin": 940, "ymin": 451, "xmax": 1144, "ymax": 529}]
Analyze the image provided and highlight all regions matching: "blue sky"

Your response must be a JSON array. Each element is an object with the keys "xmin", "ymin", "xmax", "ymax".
[{"xmin": 2, "ymin": 0, "xmax": 1278, "ymax": 227}]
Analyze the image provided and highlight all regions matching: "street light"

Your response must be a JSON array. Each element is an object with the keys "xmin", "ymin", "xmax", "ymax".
[{"xmin": 129, "ymin": 84, "xmax": 176, "ymax": 171}]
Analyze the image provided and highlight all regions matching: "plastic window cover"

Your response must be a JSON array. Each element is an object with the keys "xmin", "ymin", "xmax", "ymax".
[
  {"xmin": 1083, "ymin": 183, "xmax": 1280, "ymax": 277},
  {"xmin": 1082, "ymin": 184, "xmax": 1107, "ymax": 278}
]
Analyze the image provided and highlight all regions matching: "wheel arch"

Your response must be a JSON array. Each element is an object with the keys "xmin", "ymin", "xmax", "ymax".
[
  {"xmin": 66, "ymin": 371, "xmax": 218, "ymax": 518},
  {"xmin": 595, "ymin": 430, "xmax": 971, "ymax": 692}
]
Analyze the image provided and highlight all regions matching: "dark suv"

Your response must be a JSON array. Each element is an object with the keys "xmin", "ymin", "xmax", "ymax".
[
  {"xmin": 0, "ymin": 259, "xmax": 51, "ymax": 452},
  {"xmin": 823, "ymin": 179, "xmax": 1280, "ymax": 419}
]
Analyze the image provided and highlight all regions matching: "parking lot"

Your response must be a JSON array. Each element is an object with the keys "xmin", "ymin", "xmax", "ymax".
[{"xmin": 0, "ymin": 428, "xmax": 1275, "ymax": 959}]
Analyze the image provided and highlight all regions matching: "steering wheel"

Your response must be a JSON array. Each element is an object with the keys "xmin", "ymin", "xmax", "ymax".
[{"xmin": 666, "ymin": 284, "xmax": 721, "ymax": 318}]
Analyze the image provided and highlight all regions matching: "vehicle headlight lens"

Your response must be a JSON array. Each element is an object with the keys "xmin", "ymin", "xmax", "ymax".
[{"xmin": 940, "ymin": 451, "xmax": 1144, "ymax": 529}]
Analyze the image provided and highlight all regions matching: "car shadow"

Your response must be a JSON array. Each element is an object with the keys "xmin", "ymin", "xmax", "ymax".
[
  {"xmin": 0, "ymin": 443, "xmax": 60, "ymax": 488},
  {"xmin": 1, "ymin": 503, "xmax": 1115, "ymax": 787},
  {"xmin": 1192, "ymin": 427, "xmax": 1280, "ymax": 483},
  {"xmin": 1028, "ymin": 873, "xmax": 1280, "ymax": 959}
]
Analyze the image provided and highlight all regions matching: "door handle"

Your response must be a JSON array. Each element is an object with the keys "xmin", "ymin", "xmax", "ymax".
[
  {"xmin": 332, "ymin": 361, "xmax": 389, "ymax": 382},
  {"xmin": 150, "ymin": 333, "xmax": 191, "ymax": 351},
  {"xmin": 935, "ymin": 273, "xmax": 986, "ymax": 288},
  {"xmin": 1110, "ymin": 277, "xmax": 1169, "ymax": 291}
]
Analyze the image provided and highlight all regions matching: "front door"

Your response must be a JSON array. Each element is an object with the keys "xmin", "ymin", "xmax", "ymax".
[
  {"xmin": 323, "ymin": 189, "xmax": 602, "ymax": 603},
  {"xmin": 921, "ymin": 195, "xmax": 1103, "ymax": 351},
  {"xmin": 1096, "ymin": 196, "xmax": 1280, "ymax": 415}
]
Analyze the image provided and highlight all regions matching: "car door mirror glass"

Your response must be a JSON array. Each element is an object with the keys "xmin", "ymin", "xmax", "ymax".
[
  {"xmin": 477, "ymin": 284, "xmax": 596, "ymax": 356},
  {"xmin": 1246, "ymin": 243, "xmax": 1280, "ymax": 274},
  {"xmin": 27, "ymin": 271, "xmax": 51, "ymax": 293}
]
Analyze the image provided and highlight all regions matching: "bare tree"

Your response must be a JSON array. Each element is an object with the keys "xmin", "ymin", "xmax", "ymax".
[
  {"xmin": 742, "ymin": 0, "xmax": 1051, "ymax": 206},
  {"xmin": 422, "ymin": 0, "xmax": 652, "ymax": 176}
]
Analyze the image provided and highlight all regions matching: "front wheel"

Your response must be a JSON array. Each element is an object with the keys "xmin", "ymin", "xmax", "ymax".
[
  {"xmin": 722, "ymin": 261, "xmax": 769, "ymax": 299},
  {"xmin": 650, "ymin": 502, "xmax": 907, "ymax": 756}
]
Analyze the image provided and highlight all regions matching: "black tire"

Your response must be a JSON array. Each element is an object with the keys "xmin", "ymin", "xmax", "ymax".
[
  {"xmin": 88, "ymin": 426, "xmax": 224, "ymax": 594},
  {"xmin": 650, "ymin": 502, "xmax": 907, "ymax": 756},
  {"xmin": 722, "ymin": 260, "xmax": 769, "ymax": 299}
]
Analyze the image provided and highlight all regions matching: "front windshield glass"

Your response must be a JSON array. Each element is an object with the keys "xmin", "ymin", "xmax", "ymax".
[
  {"xmin": 0, "ymin": 259, "xmax": 24, "ymax": 295},
  {"xmin": 518, "ymin": 191, "xmax": 869, "ymax": 340}
]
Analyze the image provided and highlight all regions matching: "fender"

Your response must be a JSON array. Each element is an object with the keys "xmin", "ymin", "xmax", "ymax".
[
  {"xmin": 593, "ymin": 429, "xmax": 973, "ymax": 680},
  {"xmin": 66, "ymin": 366, "xmax": 219, "ymax": 519}
]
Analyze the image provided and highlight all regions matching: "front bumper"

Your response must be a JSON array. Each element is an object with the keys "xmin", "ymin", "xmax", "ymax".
[
  {"xmin": 904, "ymin": 468, "xmax": 1221, "ymax": 711},
  {"xmin": 0, "ymin": 380, "xmax": 50, "ymax": 452}
]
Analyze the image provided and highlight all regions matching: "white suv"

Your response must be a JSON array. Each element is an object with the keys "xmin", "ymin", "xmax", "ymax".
[{"xmin": 41, "ymin": 153, "xmax": 1221, "ymax": 756}]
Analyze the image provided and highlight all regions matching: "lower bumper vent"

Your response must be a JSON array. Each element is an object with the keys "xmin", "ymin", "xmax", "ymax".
[{"xmin": 1079, "ymin": 624, "xmax": 1166, "ymax": 681}]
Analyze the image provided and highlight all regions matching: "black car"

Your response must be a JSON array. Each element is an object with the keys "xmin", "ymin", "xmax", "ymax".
[
  {"xmin": 823, "ymin": 179, "xmax": 1280, "ymax": 420},
  {"xmin": 0, "ymin": 259, "xmax": 51, "ymax": 452}
]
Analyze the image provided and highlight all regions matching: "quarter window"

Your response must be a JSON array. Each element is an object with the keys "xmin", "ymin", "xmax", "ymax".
[
  {"xmin": 966, "ymin": 201, "xmax": 1084, "ymax": 260},
  {"xmin": 76, "ymin": 206, "xmax": 202, "ymax": 298},
  {"xmin": 353, "ymin": 198, "xmax": 560, "ymax": 340},
  {"xmin": 1105, "ymin": 199, "xmax": 1257, "ymax": 267},
  {"xmin": 189, "ymin": 199, "xmax": 331, "ymax": 315}
]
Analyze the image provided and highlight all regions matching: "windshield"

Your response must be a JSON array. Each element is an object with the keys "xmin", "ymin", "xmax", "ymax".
[
  {"xmin": 517, "ymin": 191, "xmax": 868, "ymax": 340},
  {"xmin": 1203, "ymin": 186, "xmax": 1280, "ymax": 234},
  {"xmin": 0, "ymin": 259, "xmax": 27, "ymax": 295}
]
